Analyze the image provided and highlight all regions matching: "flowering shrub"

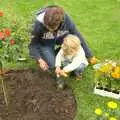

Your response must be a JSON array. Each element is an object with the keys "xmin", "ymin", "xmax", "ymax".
[
  {"xmin": 0, "ymin": 9, "xmax": 30, "ymax": 70},
  {"xmin": 94, "ymin": 60, "xmax": 120, "ymax": 92},
  {"xmin": 94, "ymin": 101, "xmax": 120, "ymax": 120},
  {"xmin": 0, "ymin": 8, "xmax": 30, "ymax": 105}
]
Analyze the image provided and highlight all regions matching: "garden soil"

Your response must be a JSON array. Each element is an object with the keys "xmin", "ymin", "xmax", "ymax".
[{"xmin": 0, "ymin": 69, "xmax": 76, "ymax": 120}]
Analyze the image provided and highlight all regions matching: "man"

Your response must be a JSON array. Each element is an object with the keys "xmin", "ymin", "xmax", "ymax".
[{"xmin": 29, "ymin": 5, "xmax": 95, "ymax": 71}]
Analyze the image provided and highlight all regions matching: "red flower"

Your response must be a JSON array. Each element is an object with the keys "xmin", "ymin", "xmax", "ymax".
[
  {"xmin": 4, "ymin": 28, "xmax": 11, "ymax": 37},
  {"xmin": 0, "ymin": 11, "xmax": 4, "ymax": 17},
  {"xmin": 10, "ymin": 39, "xmax": 15, "ymax": 45},
  {"xmin": 0, "ymin": 32, "xmax": 5, "ymax": 40}
]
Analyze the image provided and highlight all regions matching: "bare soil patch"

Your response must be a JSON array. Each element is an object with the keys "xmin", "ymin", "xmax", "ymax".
[{"xmin": 0, "ymin": 69, "xmax": 76, "ymax": 120}]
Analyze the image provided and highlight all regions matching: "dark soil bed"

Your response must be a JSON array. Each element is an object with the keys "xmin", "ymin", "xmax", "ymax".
[{"xmin": 0, "ymin": 69, "xmax": 76, "ymax": 120}]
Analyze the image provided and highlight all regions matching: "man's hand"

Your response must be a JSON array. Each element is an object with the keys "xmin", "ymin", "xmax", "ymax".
[
  {"xmin": 89, "ymin": 56, "xmax": 98, "ymax": 65},
  {"xmin": 38, "ymin": 58, "xmax": 49, "ymax": 71}
]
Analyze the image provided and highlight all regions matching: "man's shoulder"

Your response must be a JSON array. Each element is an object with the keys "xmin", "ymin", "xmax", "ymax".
[
  {"xmin": 63, "ymin": 13, "xmax": 74, "ymax": 26},
  {"xmin": 64, "ymin": 13, "xmax": 70, "ymax": 21}
]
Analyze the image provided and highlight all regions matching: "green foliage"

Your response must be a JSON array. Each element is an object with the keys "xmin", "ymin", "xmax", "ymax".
[
  {"xmin": 95, "ymin": 101, "xmax": 120, "ymax": 120},
  {"xmin": 94, "ymin": 60, "xmax": 120, "ymax": 91},
  {"xmin": 0, "ymin": 8, "xmax": 30, "ymax": 69},
  {"xmin": 0, "ymin": 0, "xmax": 120, "ymax": 119}
]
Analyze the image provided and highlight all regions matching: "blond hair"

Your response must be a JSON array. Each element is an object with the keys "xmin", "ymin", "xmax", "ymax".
[{"xmin": 62, "ymin": 34, "xmax": 81, "ymax": 57}]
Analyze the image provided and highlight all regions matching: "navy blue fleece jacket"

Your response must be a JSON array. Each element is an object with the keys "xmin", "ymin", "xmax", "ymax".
[{"xmin": 29, "ymin": 6, "xmax": 92, "ymax": 60}]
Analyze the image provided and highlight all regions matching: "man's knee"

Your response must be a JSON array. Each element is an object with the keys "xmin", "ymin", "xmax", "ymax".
[{"xmin": 48, "ymin": 60, "xmax": 55, "ymax": 70}]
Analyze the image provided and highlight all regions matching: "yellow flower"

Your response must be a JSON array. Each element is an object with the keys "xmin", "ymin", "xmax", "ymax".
[
  {"xmin": 99, "ymin": 63, "xmax": 113, "ymax": 73},
  {"xmin": 109, "ymin": 117, "xmax": 117, "ymax": 120},
  {"xmin": 95, "ymin": 108, "xmax": 103, "ymax": 116},
  {"xmin": 107, "ymin": 101, "xmax": 117, "ymax": 109}
]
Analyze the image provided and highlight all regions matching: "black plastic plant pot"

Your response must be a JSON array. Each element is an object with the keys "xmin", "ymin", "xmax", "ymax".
[
  {"xmin": 104, "ymin": 87, "xmax": 111, "ymax": 92},
  {"xmin": 112, "ymin": 90, "xmax": 119, "ymax": 94}
]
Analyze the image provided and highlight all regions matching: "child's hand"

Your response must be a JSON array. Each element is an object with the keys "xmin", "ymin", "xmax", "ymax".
[
  {"xmin": 60, "ymin": 70, "xmax": 68, "ymax": 77},
  {"xmin": 55, "ymin": 67, "xmax": 69, "ymax": 77}
]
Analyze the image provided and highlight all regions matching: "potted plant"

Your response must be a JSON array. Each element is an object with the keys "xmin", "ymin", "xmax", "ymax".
[{"xmin": 93, "ymin": 60, "xmax": 120, "ymax": 99}]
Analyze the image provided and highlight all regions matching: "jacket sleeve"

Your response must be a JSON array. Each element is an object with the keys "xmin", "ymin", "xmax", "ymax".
[
  {"xmin": 63, "ymin": 48, "xmax": 88, "ymax": 72},
  {"xmin": 65, "ymin": 14, "xmax": 93, "ymax": 58},
  {"xmin": 28, "ymin": 20, "xmax": 44, "ymax": 60},
  {"xmin": 63, "ymin": 55, "xmax": 82, "ymax": 72},
  {"xmin": 55, "ymin": 49, "xmax": 63, "ymax": 67}
]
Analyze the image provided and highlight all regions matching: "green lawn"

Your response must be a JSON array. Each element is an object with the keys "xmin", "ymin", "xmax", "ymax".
[{"xmin": 0, "ymin": 0, "xmax": 120, "ymax": 119}]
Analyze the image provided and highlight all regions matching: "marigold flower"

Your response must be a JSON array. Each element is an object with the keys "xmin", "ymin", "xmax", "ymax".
[
  {"xmin": 0, "ymin": 11, "xmax": 4, "ymax": 17},
  {"xmin": 109, "ymin": 117, "xmax": 117, "ymax": 120},
  {"xmin": 95, "ymin": 108, "xmax": 103, "ymax": 116},
  {"xmin": 111, "ymin": 72, "xmax": 120, "ymax": 79},
  {"xmin": 10, "ymin": 39, "xmax": 15, "ymax": 45},
  {"xmin": 107, "ymin": 101, "xmax": 117, "ymax": 109},
  {"xmin": 4, "ymin": 28, "xmax": 11, "ymax": 37}
]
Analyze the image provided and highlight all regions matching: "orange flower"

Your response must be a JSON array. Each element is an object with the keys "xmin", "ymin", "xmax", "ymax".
[
  {"xmin": 0, "ymin": 11, "xmax": 4, "ymax": 17},
  {"xmin": 10, "ymin": 39, "xmax": 15, "ymax": 45},
  {"xmin": 111, "ymin": 72, "xmax": 120, "ymax": 79},
  {"xmin": 4, "ymin": 28, "xmax": 11, "ymax": 37}
]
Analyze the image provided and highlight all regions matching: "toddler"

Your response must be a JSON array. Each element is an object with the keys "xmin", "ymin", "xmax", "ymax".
[{"xmin": 55, "ymin": 34, "xmax": 88, "ymax": 80}]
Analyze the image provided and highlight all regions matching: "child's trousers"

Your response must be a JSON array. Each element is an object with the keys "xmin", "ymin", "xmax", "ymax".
[{"xmin": 62, "ymin": 60, "xmax": 87, "ymax": 75}]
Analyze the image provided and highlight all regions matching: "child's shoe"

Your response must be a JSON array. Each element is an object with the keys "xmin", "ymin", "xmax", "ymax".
[{"xmin": 75, "ymin": 73, "xmax": 82, "ymax": 80}]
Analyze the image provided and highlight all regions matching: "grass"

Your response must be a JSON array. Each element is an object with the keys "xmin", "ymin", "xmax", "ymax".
[{"xmin": 0, "ymin": 0, "xmax": 120, "ymax": 119}]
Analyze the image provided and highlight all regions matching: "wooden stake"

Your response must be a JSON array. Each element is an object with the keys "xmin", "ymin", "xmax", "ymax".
[{"xmin": 0, "ymin": 75, "xmax": 8, "ymax": 106}]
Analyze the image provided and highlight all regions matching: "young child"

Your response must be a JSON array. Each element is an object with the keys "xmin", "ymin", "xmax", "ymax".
[{"xmin": 55, "ymin": 34, "xmax": 88, "ymax": 80}]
